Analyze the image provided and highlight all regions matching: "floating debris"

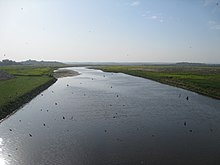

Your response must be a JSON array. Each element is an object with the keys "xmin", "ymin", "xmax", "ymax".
[
  {"xmin": 67, "ymin": 84, "xmax": 69, "ymax": 87},
  {"xmin": 29, "ymin": 133, "xmax": 32, "ymax": 137},
  {"xmin": 104, "ymin": 130, "xmax": 107, "ymax": 133},
  {"xmin": 184, "ymin": 121, "xmax": 186, "ymax": 126},
  {"xmin": 116, "ymin": 138, "xmax": 123, "ymax": 142},
  {"xmin": 43, "ymin": 123, "xmax": 46, "ymax": 126},
  {"xmin": 55, "ymin": 103, "xmax": 58, "ymax": 105},
  {"xmin": 189, "ymin": 130, "xmax": 193, "ymax": 132},
  {"xmin": 9, "ymin": 129, "xmax": 12, "ymax": 131},
  {"xmin": 63, "ymin": 116, "xmax": 65, "ymax": 120}
]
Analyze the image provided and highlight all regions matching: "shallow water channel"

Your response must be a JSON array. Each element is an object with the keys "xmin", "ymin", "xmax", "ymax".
[{"xmin": 0, "ymin": 67, "xmax": 220, "ymax": 165}]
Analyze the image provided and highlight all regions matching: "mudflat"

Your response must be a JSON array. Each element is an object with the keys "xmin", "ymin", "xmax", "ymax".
[{"xmin": 53, "ymin": 69, "xmax": 80, "ymax": 78}]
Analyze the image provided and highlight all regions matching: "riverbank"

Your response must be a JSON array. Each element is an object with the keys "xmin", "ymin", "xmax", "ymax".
[
  {"xmin": 95, "ymin": 65, "xmax": 220, "ymax": 100},
  {"xmin": 0, "ymin": 66, "xmax": 78, "ymax": 121},
  {"xmin": 0, "ymin": 77, "xmax": 57, "ymax": 120}
]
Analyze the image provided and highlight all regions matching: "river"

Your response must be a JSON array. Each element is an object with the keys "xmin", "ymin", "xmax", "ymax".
[{"xmin": 0, "ymin": 67, "xmax": 220, "ymax": 165}]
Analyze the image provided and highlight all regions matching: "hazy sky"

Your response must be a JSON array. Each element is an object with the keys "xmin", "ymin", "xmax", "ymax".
[{"xmin": 0, "ymin": 0, "xmax": 220, "ymax": 63}]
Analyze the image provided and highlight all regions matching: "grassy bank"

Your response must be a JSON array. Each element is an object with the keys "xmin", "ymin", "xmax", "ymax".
[
  {"xmin": 95, "ymin": 65, "xmax": 220, "ymax": 100},
  {"xmin": 0, "ymin": 65, "xmax": 57, "ymax": 120}
]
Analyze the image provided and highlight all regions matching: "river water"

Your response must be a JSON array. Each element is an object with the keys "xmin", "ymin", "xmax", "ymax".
[{"xmin": 0, "ymin": 67, "xmax": 220, "ymax": 165}]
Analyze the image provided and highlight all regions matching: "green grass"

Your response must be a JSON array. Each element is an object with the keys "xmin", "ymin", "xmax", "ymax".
[
  {"xmin": 96, "ymin": 65, "xmax": 220, "ymax": 99},
  {"xmin": 0, "ymin": 65, "xmax": 57, "ymax": 120},
  {"xmin": 0, "ymin": 76, "xmax": 52, "ymax": 106},
  {"xmin": 0, "ymin": 65, "xmax": 54, "ymax": 76}
]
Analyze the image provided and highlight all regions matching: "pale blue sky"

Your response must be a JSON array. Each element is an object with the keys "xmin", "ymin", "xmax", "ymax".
[{"xmin": 0, "ymin": 0, "xmax": 220, "ymax": 63}]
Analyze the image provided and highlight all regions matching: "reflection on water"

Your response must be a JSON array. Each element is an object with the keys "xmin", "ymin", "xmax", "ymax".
[
  {"xmin": 0, "ymin": 158, "xmax": 6, "ymax": 165},
  {"xmin": 0, "ymin": 138, "xmax": 7, "ymax": 165},
  {"xmin": 0, "ymin": 67, "xmax": 220, "ymax": 165},
  {"xmin": 0, "ymin": 138, "xmax": 3, "ymax": 145}
]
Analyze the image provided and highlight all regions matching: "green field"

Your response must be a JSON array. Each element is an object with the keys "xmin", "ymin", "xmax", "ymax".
[
  {"xmin": 96, "ymin": 65, "xmax": 220, "ymax": 99},
  {"xmin": 0, "ymin": 65, "xmax": 54, "ymax": 76},
  {"xmin": 0, "ymin": 65, "xmax": 57, "ymax": 120}
]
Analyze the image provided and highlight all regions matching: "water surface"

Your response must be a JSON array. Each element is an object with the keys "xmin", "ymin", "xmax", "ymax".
[{"xmin": 0, "ymin": 67, "xmax": 220, "ymax": 165}]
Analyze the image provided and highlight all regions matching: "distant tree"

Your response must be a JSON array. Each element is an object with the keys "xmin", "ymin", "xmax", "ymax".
[{"xmin": 0, "ymin": 59, "xmax": 18, "ymax": 65}]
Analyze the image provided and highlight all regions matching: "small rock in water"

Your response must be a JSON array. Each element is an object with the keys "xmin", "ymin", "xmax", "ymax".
[
  {"xmin": 63, "ymin": 116, "xmax": 65, "ymax": 120},
  {"xmin": 67, "ymin": 84, "xmax": 69, "ymax": 86},
  {"xmin": 104, "ymin": 130, "xmax": 107, "ymax": 132},
  {"xmin": 43, "ymin": 123, "xmax": 46, "ymax": 126},
  {"xmin": 186, "ymin": 96, "xmax": 189, "ymax": 100},
  {"xmin": 184, "ymin": 121, "xmax": 186, "ymax": 126},
  {"xmin": 55, "ymin": 103, "xmax": 58, "ymax": 105},
  {"xmin": 189, "ymin": 129, "xmax": 193, "ymax": 132},
  {"xmin": 29, "ymin": 133, "xmax": 32, "ymax": 137},
  {"xmin": 9, "ymin": 129, "xmax": 12, "ymax": 131}
]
